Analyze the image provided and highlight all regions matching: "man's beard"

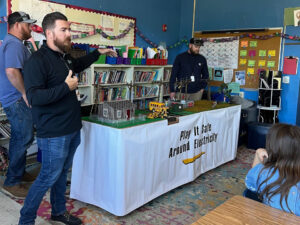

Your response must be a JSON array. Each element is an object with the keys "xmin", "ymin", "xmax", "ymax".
[
  {"xmin": 21, "ymin": 27, "xmax": 32, "ymax": 40},
  {"xmin": 189, "ymin": 47, "xmax": 198, "ymax": 55},
  {"xmin": 54, "ymin": 36, "xmax": 71, "ymax": 53}
]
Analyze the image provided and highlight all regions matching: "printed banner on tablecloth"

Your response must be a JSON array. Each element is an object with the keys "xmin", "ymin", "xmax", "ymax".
[{"xmin": 70, "ymin": 105, "xmax": 241, "ymax": 216}]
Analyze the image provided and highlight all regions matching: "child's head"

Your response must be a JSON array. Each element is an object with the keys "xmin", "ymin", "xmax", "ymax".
[
  {"xmin": 261, "ymin": 123, "xmax": 300, "ymax": 212},
  {"xmin": 265, "ymin": 123, "xmax": 300, "ymax": 173}
]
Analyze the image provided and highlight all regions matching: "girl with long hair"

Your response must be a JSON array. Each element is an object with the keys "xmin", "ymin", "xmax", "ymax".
[{"xmin": 245, "ymin": 123, "xmax": 300, "ymax": 216}]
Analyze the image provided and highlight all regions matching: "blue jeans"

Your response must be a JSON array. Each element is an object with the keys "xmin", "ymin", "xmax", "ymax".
[
  {"xmin": 19, "ymin": 130, "xmax": 81, "ymax": 225},
  {"xmin": 3, "ymin": 98, "xmax": 34, "ymax": 186},
  {"xmin": 243, "ymin": 188, "xmax": 262, "ymax": 202}
]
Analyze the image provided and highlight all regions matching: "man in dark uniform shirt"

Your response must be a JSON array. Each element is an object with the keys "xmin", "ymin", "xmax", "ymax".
[{"xmin": 169, "ymin": 38, "xmax": 209, "ymax": 101}]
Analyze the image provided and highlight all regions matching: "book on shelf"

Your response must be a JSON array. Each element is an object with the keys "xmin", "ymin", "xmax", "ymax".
[
  {"xmin": 134, "ymin": 70, "xmax": 158, "ymax": 82},
  {"xmin": 94, "ymin": 70, "xmax": 126, "ymax": 84},
  {"xmin": 95, "ymin": 87, "xmax": 128, "ymax": 103},
  {"xmin": 78, "ymin": 71, "xmax": 89, "ymax": 85},
  {"xmin": 134, "ymin": 86, "xmax": 158, "ymax": 98},
  {"xmin": 163, "ymin": 69, "xmax": 171, "ymax": 81}
]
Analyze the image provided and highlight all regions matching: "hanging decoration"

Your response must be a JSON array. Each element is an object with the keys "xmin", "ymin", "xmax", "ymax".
[
  {"xmin": 95, "ymin": 22, "xmax": 135, "ymax": 40},
  {"xmin": 201, "ymin": 32, "xmax": 300, "ymax": 43},
  {"xmin": 135, "ymin": 27, "xmax": 158, "ymax": 48},
  {"xmin": 167, "ymin": 39, "xmax": 189, "ymax": 49},
  {"xmin": 0, "ymin": 16, "xmax": 7, "ymax": 23}
]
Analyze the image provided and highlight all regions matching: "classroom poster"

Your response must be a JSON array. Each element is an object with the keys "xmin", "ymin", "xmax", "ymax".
[
  {"xmin": 235, "ymin": 71, "xmax": 245, "ymax": 85},
  {"xmin": 213, "ymin": 68, "xmax": 224, "ymax": 81},
  {"xmin": 228, "ymin": 82, "xmax": 240, "ymax": 93},
  {"xmin": 201, "ymin": 37, "xmax": 239, "ymax": 69},
  {"xmin": 223, "ymin": 69, "xmax": 233, "ymax": 84}
]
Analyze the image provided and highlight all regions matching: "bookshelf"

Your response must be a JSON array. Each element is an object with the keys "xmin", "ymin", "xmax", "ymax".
[{"xmin": 78, "ymin": 64, "xmax": 172, "ymax": 109}]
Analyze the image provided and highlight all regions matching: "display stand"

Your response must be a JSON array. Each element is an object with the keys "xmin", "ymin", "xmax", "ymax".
[{"xmin": 257, "ymin": 71, "xmax": 282, "ymax": 124}]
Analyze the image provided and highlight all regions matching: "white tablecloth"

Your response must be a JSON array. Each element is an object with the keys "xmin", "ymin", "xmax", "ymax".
[{"xmin": 70, "ymin": 105, "xmax": 241, "ymax": 216}]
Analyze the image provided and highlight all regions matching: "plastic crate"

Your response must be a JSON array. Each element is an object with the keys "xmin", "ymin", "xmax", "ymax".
[
  {"xmin": 123, "ymin": 58, "xmax": 131, "ymax": 64},
  {"xmin": 131, "ymin": 58, "xmax": 142, "ymax": 65},
  {"xmin": 146, "ymin": 59, "xmax": 155, "ymax": 65},
  {"xmin": 116, "ymin": 57, "xmax": 123, "ymax": 64},
  {"xmin": 106, "ymin": 56, "xmax": 117, "ymax": 64},
  {"xmin": 94, "ymin": 55, "xmax": 106, "ymax": 64},
  {"xmin": 141, "ymin": 58, "xmax": 146, "ymax": 65}
]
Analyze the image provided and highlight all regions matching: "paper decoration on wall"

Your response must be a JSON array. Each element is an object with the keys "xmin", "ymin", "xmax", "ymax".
[
  {"xmin": 257, "ymin": 68, "xmax": 265, "ymax": 76},
  {"xmin": 283, "ymin": 57, "xmax": 298, "ymax": 75},
  {"xmin": 267, "ymin": 61, "xmax": 275, "ymax": 67},
  {"xmin": 249, "ymin": 50, "xmax": 256, "ymax": 57},
  {"xmin": 66, "ymin": 7, "xmax": 135, "ymax": 46},
  {"xmin": 70, "ymin": 22, "xmax": 95, "ymax": 40},
  {"xmin": 241, "ymin": 41, "xmax": 248, "ymax": 47},
  {"xmin": 228, "ymin": 82, "xmax": 240, "ymax": 93},
  {"xmin": 235, "ymin": 71, "xmax": 246, "ymax": 85},
  {"xmin": 240, "ymin": 59, "xmax": 247, "ymax": 65},
  {"xmin": 268, "ymin": 50, "xmax": 276, "ymax": 57},
  {"xmin": 247, "ymin": 68, "xmax": 255, "ymax": 75},
  {"xmin": 248, "ymin": 60, "xmax": 256, "ymax": 67},
  {"xmin": 0, "ymin": 16, "xmax": 8, "ymax": 23},
  {"xmin": 259, "ymin": 50, "xmax": 267, "ymax": 57},
  {"xmin": 258, "ymin": 60, "xmax": 266, "ymax": 67},
  {"xmin": 199, "ymin": 32, "xmax": 299, "ymax": 42},
  {"xmin": 200, "ymin": 37, "xmax": 239, "ymax": 69},
  {"xmin": 11, "ymin": 0, "xmax": 136, "ymax": 46},
  {"xmin": 294, "ymin": 9, "xmax": 300, "ymax": 26},
  {"xmin": 223, "ymin": 69, "xmax": 234, "ymax": 84},
  {"xmin": 213, "ymin": 68, "xmax": 224, "ymax": 81},
  {"xmin": 249, "ymin": 41, "xmax": 257, "ymax": 47},
  {"xmin": 240, "ymin": 50, "xmax": 247, "ymax": 57},
  {"xmin": 167, "ymin": 38, "xmax": 189, "ymax": 49}
]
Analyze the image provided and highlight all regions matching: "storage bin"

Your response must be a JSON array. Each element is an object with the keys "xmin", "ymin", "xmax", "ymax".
[
  {"xmin": 247, "ymin": 122, "xmax": 272, "ymax": 150},
  {"xmin": 116, "ymin": 57, "xmax": 123, "ymax": 64},
  {"xmin": 106, "ymin": 56, "xmax": 117, "ymax": 64},
  {"xmin": 141, "ymin": 58, "xmax": 146, "ymax": 65},
  {"xmin": 146, "ymin": 59, "xmax": 155, "ymax": 65},
  {"xmin": 123, "ymin": 58, "xmax": 131, "ymax": 64},
  {"xmin": 131, "ymin": 58, "xmax": 142, "ymax": 65},
  {"xmin": 94, "ymin": 55, "xmax": 106, "ymax": 64}
]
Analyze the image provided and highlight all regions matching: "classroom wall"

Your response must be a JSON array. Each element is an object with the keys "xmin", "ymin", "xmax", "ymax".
[
  {"xmin": 279, "ymin": 26, "xmax": 300, "ymax": 125},
  {"xmin": 179, "ymin": 0, "xmax": 300, "ymax": 123},
  {"xmin": 0, "ymin": 0, "xmax": 182, "ymax": 64},
  {"xmin": 0, "ymin": 0, "xmax": 6, "ymax": 40}
]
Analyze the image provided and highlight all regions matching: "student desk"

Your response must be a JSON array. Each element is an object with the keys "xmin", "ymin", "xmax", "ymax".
[
  {"xmin": 192, "ymin": 195, "xmax": 300, "ymax": 225},
  {"xmin": 70, "ymin": 105, "xmax": 241, "ymax": 216}
]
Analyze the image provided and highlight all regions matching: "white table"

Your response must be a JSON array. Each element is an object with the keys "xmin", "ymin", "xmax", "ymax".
[{"xmin": 70, "ymin": 105, "xmax": 241, "ymax": 216}]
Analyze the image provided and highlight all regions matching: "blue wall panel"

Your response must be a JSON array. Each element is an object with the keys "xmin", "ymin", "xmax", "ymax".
[
  {"xmin": 0, "ymin": 0, "xmax": 7, "ymax": 40},
  {"xmin": 278, "ymin": 26, "xmax": 300, "ymax": 125}
]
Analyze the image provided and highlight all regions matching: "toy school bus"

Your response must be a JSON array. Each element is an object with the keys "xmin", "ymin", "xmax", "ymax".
[{"xmin": 148, "ymin": 102, "xmax": 168, "ymax": 119}]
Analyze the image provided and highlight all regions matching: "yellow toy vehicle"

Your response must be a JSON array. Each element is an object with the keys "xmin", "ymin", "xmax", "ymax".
[{"xmin": 147, "ymin": 102, "xmax": 169, "ymax": 119}]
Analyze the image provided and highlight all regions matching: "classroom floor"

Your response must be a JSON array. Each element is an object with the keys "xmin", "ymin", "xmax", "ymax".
[{"xmin": 0, "ymin": 146, "xmax": 255, "ymax": 225}]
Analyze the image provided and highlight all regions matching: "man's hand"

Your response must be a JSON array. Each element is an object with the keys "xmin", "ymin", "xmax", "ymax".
[
  {"xmin": 65, "ymin": 70, "xmax": 78, "ymax": 91},
  {"xmin": 98, "ymin": 48, "xmax": 118, "ymax": 57},
  {"xmin": 170, "ymin": 92, "xmax": 176, "ymax": 100}
]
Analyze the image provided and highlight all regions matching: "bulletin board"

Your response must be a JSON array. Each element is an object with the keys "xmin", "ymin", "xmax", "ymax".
[
  {"xmin": 194, "ymin": 28, "xmax": 282, "ymax": 89},
  {"xmin": 7, "ymin": 0, "xmax": 136, "ymax": 46}
]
